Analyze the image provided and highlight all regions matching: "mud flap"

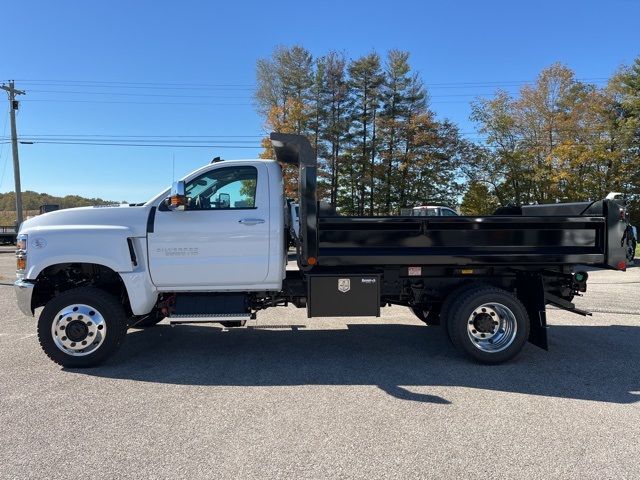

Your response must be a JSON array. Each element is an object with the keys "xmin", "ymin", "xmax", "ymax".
[{"xmin": 516, "ymin": 272, "xmax": 548, "ymax": 350}]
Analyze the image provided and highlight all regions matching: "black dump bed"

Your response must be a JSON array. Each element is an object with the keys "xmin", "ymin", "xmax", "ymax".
[
  {"xmin": 271, "ymin": 133, "xmax": 629, "ymax": 271},
  {"xmin": 317, "ymin": 203, "xmax": 626, "ymax": 269}
]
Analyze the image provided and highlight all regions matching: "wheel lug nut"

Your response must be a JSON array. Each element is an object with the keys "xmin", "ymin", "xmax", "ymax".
[
  {"xmin": 61, "ymin": 336, "xmax": 67, "ymax": 341},
  {"xmin": 81, "ymin": 341, "xmax": 87, "ymax": 345},
  {"xmin": 88, "ymin": 332, "xmax": 94, "ymax": 337},
  {"xmin": 97, "ymin": 325, "xmax": 103, "ymax": 330},
  {"xmin": 70, "ymin": 342, "xmax": 76, "ymax": 347}
]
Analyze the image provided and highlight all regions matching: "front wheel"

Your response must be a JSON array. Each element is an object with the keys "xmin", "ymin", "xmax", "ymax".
[
  {"xmin": 446, "ymin": 286, "xmax": 530, "ymax": 364},
  {"xmin": 37, "ymin": 287, "xmax": 128, "ymax": 368}
]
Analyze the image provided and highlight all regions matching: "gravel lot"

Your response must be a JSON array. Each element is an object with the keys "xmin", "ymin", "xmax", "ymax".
[{"xmin": 1, "ymin": 246, "xmax": 638, "ymax": 479}]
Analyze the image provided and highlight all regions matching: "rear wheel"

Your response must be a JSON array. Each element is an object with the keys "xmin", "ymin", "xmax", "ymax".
[
  {"xmin": 37, "ymin": 287, "xmax": 128, "ymax": 368},
  {"xmin": 446, "ymin": 286, "xmax": 529, "ymax": 364},
  {"xmin": 440, "ymin": 282, "xmax": 486, "ymax": 342}
]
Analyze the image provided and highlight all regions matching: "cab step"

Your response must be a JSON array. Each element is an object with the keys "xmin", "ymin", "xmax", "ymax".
[{"xmin": 169, "ymin": 313, "xmax": 254, "ymax": 326}]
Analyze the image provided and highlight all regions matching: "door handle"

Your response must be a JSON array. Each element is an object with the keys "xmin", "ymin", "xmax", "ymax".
[{"xmin": 239, "ymin": 218, "xmax": 265, "ymax": 226}]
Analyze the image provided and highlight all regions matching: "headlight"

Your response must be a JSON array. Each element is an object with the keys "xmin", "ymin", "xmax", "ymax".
[
  {"xmin": 16, "ymin": 234, "xmax": 27, "ymax": 252},
  {"xmin": 16, "ymin": 234, "xmax": 27, "ymax": 272}
]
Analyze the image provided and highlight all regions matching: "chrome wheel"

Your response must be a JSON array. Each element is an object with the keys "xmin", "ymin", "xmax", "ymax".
[
  {"xmin": 467, "ymin": 302, "xmax": 517, "ymax": 353},
  {"xmin": 51, "ymin": 304, "xmax": 107, "ymax": 356}
]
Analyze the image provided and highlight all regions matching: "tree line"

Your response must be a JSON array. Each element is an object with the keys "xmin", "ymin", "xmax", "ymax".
[
  {"xmin": 0, "ymin": 191, "xmax": 114, "ymax": 215},
  {"xmin": 255, "ymin": 46, "xmax": 640, "ymax": 219}
]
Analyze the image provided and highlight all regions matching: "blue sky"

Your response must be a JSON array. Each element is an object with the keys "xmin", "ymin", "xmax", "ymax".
[{"xmin": 1, "ymin": 0, "xmax": 639, "ymax": 203}]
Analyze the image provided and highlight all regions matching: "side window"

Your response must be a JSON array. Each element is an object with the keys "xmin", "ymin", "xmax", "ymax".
[{"xmin": 185, "ymin": 166, "xmax": 257, "ymax": 210}]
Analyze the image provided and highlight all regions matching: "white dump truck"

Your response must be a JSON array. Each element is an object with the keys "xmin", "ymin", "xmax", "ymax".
[{"xmin": 14, "ymin": 134, "xmax": 629, "ymax": 367}]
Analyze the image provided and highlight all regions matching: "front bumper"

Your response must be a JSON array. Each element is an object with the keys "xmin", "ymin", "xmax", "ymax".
[{"xmin": 14, "ymin": 279, "xmax": 35, "ymax": 317}]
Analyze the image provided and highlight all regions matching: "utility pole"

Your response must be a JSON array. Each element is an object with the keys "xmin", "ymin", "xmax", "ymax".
[{"xmin": 1, "ymin": 81, "xmax": 25, "ymax": 227}]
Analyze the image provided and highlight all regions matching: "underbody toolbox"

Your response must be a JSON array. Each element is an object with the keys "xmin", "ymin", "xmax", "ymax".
[{"xmin": 307, "ymin": 274, "xmax": 380, "ymax": 317}]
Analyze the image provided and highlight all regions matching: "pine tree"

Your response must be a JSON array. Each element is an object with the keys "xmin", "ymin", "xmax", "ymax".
[
  {"xmin": 318, "ymin": 52, "xmax": 349, "ymax": 207},
  {"xmin": 346, "ymin": 53, "xmax": 383, "ymax": 215}
]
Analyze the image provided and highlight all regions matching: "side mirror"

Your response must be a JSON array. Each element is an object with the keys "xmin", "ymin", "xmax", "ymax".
[
  {"xmin": 169, "ymin": 181, "xmax": 187, "ymax": 211},
  {"xmin": 218, "ymin": 193, "xmax": 230, "ymax": 208}
]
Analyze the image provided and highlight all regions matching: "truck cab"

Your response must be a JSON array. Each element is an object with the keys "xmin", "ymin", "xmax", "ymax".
[{"xmin": 146, "ymin": 159, "xmax": 286, "ymax": 291}]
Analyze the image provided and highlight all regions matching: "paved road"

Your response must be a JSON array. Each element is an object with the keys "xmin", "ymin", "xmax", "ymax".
[{"xmin": 0, "ymin": 248, "xmax": 638, "ymax": 479}]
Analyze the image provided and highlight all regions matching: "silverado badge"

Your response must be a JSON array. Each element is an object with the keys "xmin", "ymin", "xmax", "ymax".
[{"xmin": 338, "ymin": 278, "xmax": 350, "ymax": 293}]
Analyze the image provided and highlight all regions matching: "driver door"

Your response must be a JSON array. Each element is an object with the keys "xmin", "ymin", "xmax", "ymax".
[{"xmin": 147, "ymin": 162, "xmax": 270, "ymax": 289}]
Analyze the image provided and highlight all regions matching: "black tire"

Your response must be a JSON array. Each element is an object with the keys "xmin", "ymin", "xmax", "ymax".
[
  {"xmin": 440, "ymin": 282, "xmax": 487, "ymax": 342},
  {"xmin": 447, "ymin": 286, "xmax": 530, "ymax": 364},
  {"xmin": 410, "ymin": 305, "xmax": 440, "ymax": 325},
  {"xmin": 37, "ymin": 287, "xmax": 128, "ymax": 368}
]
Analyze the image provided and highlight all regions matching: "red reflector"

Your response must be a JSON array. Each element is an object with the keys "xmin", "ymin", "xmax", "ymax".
[{"xmin": 617, "ymin": 261, "xmax": 627, "ymax": 271}]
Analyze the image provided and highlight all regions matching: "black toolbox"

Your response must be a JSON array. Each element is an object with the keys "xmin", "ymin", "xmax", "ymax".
[{"xmin": 307, "ymin": 274, "xmax": 380, "ymax": 317}]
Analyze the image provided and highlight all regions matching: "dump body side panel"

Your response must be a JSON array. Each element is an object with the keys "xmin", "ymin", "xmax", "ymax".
[{"xmin": 317, "ymin": 216, "xmax": 607, "ymax": 267}]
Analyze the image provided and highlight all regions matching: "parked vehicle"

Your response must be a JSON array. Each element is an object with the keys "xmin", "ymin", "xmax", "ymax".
[
  {"xmin": 0, "ymin": 225, "xmax": 17, "ymax": 245},
  {"xmin": 411, "ymin": 205, "xmax": 458, "ymax": 217},
  {"xmin": 39, "ymin": 204, "xmax": 60, "ymax": 215},
  {"xmin": 14, "ymin": 133, "xmax": 629, "ymax": 367}
]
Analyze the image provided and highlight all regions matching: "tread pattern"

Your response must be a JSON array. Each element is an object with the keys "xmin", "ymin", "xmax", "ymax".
[{"xmin": 440, "ymin": 282, "xmax": 487, "ymax": 342}]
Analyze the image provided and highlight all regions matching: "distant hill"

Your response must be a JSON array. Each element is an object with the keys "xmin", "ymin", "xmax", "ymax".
[{"xmin": 0, "ymin": 191, "xmax": 123, "ymax": 225}]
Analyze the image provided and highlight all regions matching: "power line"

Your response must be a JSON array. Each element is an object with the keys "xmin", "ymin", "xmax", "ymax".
[
  {"xmin": 11, "ymin": 138, "xmax": 261, "ymax": 144},
  {"xmin": 22, "ymin": 99, "xmax": 254, "ymax": 106},
  {"xmin": 7, "ymin": 133, "xmax": 264, "ymax": 138},
  {"xmin": 26, "ymin": 89, "xmax": 577, "ymax": 99},
  {"xmin": 13, "ymin": 77, "xmax": 609, "ymax": 88},
  {"xmin": 27, "ymin": 89, "xmax": 255, "ymax": 98},
  {"xmin": 14, "ymin": 79, "xmax": 255, "ymax": 88},
  {"xmin": 0, "ymin": 140, "xmax": 261, "ymax": 148}
]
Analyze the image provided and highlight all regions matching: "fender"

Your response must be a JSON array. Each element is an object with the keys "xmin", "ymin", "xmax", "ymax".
[{"xmin": 23, "ymin": 225, "xmax": 137, "ymax": 279}]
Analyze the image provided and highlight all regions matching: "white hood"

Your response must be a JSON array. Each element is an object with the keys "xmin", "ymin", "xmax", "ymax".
[{"xmin": 20, "ymin": 204, "xmax": 153, "ymax": 238}]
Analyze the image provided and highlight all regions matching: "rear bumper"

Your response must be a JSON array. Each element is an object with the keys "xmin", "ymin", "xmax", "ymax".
[{"xmin": 14, "ymin": 279, "xmax": 35, "ymax": 317}]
